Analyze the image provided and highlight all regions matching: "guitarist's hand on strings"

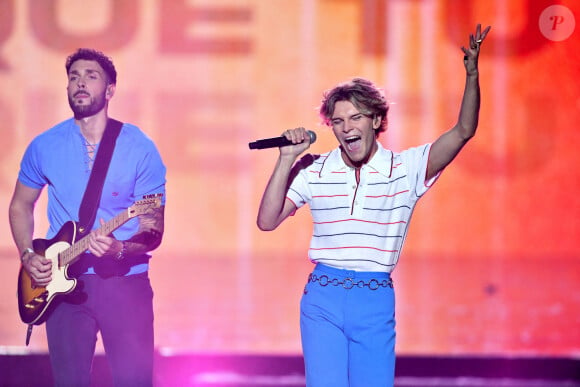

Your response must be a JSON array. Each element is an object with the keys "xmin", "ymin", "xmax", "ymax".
[
  {"xmin": 21, "ymin": 250, "xmax": 52, "ymax": 287},
  {"xmin": 87, "ymin": 218, "xmax": 123, "ymax": 258}
]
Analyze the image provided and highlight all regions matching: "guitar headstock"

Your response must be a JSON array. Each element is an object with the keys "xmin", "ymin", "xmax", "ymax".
[{"xmin": 127, "ymin": 195, "xmax": 163, "ymax": 218}]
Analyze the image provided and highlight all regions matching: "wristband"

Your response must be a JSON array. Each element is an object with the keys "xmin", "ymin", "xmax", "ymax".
[
  {"xmin": 20, "ymin": 247, "xmax": 34, "ymax": 261},
  {"xmin": 115, "ymin": 241, "xmax": 126, "ymax": 261}
]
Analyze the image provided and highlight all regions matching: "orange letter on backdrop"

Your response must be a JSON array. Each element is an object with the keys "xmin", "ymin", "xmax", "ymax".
[
  {"xmin": 361, "ymin": 0, "xmax": 388, "ymax": 56},
  {"xmin": 159, "ymin": 0, "xmax": 252, "ymax": 54},
  {"xmin": 29, "ymin": 0, "xmax": 137, "ymax": 50},
  {"xmin": 0, "ymin": 0, "xmax": 14, "ymax": 69}
]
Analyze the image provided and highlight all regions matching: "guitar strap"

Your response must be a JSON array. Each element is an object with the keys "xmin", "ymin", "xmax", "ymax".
[
  {"xmin": 78, "ymin": 118, "xmax": 123, "ymax": 234},
  {"xmin": 25, "ymin": 118, "xmax": 123, "ymax": 346}
]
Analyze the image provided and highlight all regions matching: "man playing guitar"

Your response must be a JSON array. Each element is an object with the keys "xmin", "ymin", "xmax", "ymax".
[{"xmin": 9, "ymin": 48, "xmax": 166, "ymax": 387}]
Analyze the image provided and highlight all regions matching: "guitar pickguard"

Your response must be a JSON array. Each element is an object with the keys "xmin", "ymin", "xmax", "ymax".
[{"xmin": 44, "ymin": 241, "xmax": 77, "ymax": 301}]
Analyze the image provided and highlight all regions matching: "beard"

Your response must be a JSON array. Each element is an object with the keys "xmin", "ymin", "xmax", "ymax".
[{"xmin": 68, "ymin": 92, "xmax": 107, "ymax": 120}]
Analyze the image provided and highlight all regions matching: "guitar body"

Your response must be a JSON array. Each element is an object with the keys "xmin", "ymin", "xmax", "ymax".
[
  {"xmin": 18, "ymin": 221, "xmax": 79, "ymax": 325},
  {"xmin": 16, "ymin": 197, "xmax": 161, "ymax": 326}
]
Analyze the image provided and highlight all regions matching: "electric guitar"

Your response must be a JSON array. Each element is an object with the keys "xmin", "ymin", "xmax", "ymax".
[{"xmin": 17, "ymin": 197, "xmax": 161, "ymax": 325}]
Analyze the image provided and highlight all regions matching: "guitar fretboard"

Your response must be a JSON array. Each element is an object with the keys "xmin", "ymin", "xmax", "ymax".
[{"xmin": 58, "ymin": 209, "xmax": 130, "ymax": 267}]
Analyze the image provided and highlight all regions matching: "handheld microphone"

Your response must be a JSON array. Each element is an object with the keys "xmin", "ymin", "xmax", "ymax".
[{"xmin": 248, "ymin": 130, "xmax": 317, "ymax": 150}]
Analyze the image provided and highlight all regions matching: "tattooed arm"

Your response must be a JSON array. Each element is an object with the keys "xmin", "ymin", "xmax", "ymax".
[
  {"xmin": 122, "ymin": 205, "xmax": 165, "ymax": 255},
  {"xmin": 88, "ymin": 205, "xmax": 165, "ymax": 258}
]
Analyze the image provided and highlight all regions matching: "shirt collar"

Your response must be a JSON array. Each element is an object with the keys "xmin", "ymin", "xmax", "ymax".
[{"xmin": 319, "ymin": 142, "xmax": 393, "ymax": 178}]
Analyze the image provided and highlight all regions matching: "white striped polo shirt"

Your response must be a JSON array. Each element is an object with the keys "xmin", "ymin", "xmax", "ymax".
[{"xmin": 286, "ymin": 142, "xmax": 438, "ymax": 272}]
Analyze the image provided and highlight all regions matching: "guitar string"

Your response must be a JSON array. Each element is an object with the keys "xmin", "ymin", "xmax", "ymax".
[{"xmin": 60, "ymin": 211, "xmax": 130, "ymax": 266}]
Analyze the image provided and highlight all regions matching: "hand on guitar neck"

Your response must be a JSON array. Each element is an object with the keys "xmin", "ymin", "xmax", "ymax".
[{"xmin": 86, "ymin": 218, "xmax": 125, "ymax": 258}]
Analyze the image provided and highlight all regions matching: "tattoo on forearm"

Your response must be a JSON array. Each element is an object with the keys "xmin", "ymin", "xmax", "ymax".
[
  {"xmin": 127, "ymin": 206, "xmax": 164, "ymax": 252},
  {"xmin": 129, "ymin": 229, "xmax": 162, "ymax": 247}
]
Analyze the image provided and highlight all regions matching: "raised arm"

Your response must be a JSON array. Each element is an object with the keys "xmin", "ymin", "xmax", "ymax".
[
  {"xmin": 426, "ymin": 24, "xmax": 491, "ymax": 181},
  {"xmin": 257, "ymin": 127, "xmax": 312, "ymax": 231}
]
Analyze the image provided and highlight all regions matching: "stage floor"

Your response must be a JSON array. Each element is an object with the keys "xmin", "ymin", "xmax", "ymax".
[
  {"xmin": 2, "ymin": 251, "xmax": 579, "ymax": 386},
  {"xmin": 1, "ymin": 352, "xmax": 579, "ymax": 386}
]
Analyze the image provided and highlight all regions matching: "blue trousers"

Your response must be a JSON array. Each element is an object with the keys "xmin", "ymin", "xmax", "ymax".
[
  {"xmin": 300, "ymin": 264, "xmax": 396, "ymax": 387},
  {"xmin": 46, "ymin": 272, "xmax": 154, "ymax": 387}
]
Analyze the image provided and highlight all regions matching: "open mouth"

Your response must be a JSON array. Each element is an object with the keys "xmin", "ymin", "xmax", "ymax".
[{"xmin": 344, "ymin": 136, "xmax": 361, "ymax": 151}]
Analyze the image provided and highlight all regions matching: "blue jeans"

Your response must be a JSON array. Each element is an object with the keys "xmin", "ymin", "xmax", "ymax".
[
  {"xmin": 46, "ymin": 272, "xmax": 154, "ymax": 387},
  {"xmin": 300, "ymin": 264, "xmax": 396, "ymax": 387}
]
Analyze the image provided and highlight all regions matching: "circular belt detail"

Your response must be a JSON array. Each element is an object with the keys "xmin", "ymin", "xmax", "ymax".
[{"xmin": 307, "ymin": 273, "xmax": 393, "ymax": 290}]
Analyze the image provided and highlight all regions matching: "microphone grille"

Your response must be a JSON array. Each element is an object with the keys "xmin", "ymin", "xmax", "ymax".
[{"xmin": 308, "ymin": 130, "xmax": 317, "ymax": 144}]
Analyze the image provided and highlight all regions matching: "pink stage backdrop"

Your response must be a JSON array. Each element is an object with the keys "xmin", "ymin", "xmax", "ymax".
[{"xmin": 0, "ymin": 0, "xmax": 578, "ymax": 356}]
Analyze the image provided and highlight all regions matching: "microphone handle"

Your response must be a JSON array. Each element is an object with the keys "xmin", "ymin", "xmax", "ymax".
[
  {"xmin": 248, "ymin": 136, "xmax": 292, "ymax": 150},
  {"xmin": 248, "ymin": 131, "xmax": 316, "ymax": 150}
]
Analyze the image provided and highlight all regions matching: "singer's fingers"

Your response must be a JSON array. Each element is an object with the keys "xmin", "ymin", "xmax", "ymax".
[
  {"xmin": 294, "ymin": 128, "xmax": 316, "ymax": 145},
  {"xmin": 297, "ymin": 127, "xmax": 309, "ymax": 142},
  {"xmin": 284, "ymin": 127, "xmax": 306, "ymax": 144}
]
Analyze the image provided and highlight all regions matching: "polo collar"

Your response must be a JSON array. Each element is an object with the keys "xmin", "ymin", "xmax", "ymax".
[{"xmin": 319, "ymin": 142, "xmax": 393, "ymax": 178}]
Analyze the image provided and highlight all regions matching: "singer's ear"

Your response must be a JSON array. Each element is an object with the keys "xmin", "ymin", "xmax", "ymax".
[{"xmin": 372, "ymin": 115, "xmax": 381, "ymax": 129}]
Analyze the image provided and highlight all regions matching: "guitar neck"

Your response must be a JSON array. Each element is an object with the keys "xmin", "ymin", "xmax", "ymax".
[{"xmin": 59, "ymin": 210, "xmax": 130, "ymax": 267}]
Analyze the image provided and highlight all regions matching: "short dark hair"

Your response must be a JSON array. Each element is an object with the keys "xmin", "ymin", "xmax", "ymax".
[
  {"xmin": 65, "ymin": 48, "xmax": 117, "ymax": 85},
  {"xmin": 319, "ymin": 78, "xmax": 389, "ymax": 135}
]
